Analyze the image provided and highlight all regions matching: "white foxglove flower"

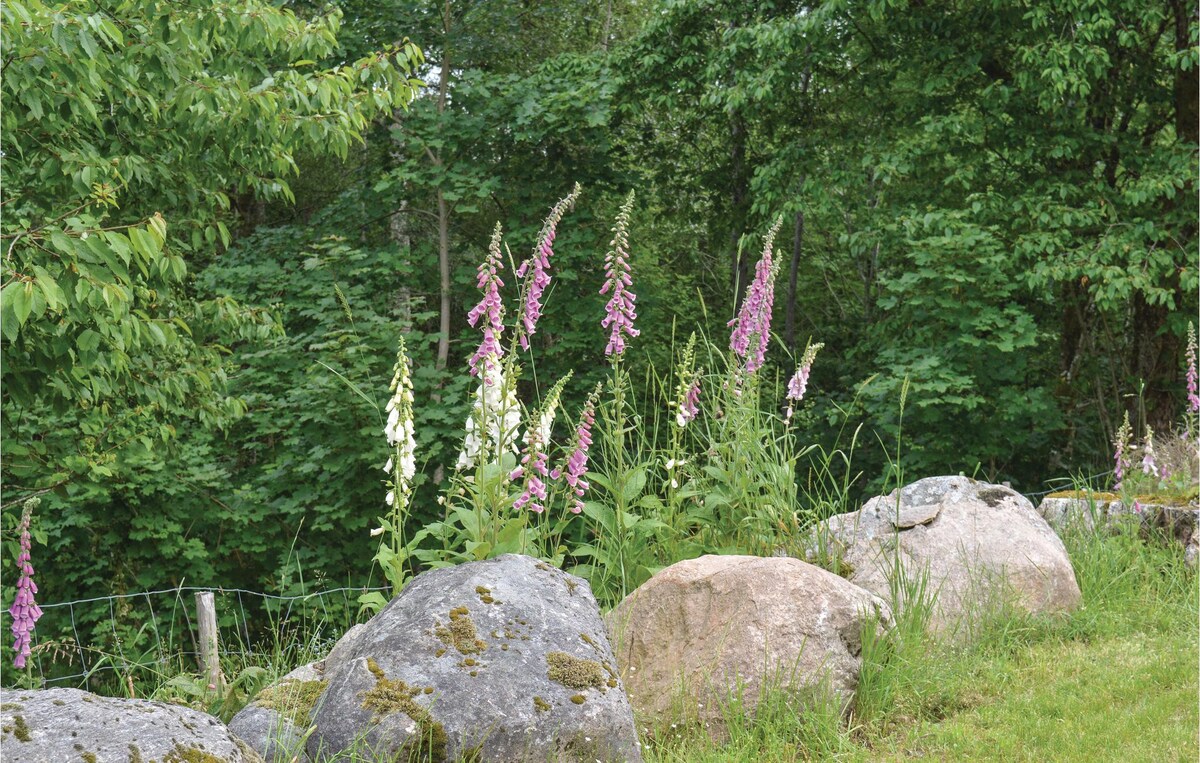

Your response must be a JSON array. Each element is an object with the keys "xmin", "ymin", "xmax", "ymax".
[
  {"xmin": 383, "ymin": 337, "xmax": 417, "ymax": 512},
  {"xmin": 456, "ymin": 355, "xmax": 521, "ymax": 470}
]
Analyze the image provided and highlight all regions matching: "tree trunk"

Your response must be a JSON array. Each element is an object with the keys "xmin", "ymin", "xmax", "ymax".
[
  {"xmin": 729, "ymin": 113, "xmax": 750, "ymax": 312},
  {"xmin": 1174, "ymin": 1, "xmax": 1198, "ymax": 147},
  {"xmin": 389, "ymin": 200, "xmax": 415, "ymax": 333},
  {"xmin": 784, "ymin": 210, "xmax": 804, "ymax": 355},
  {"xmin": 434, "ymin": 1, "xmax": 453, "ymax": 372},
  {"xmin": 1130, "ymin": 293, "xmax": 1181, "ymax": 435}
]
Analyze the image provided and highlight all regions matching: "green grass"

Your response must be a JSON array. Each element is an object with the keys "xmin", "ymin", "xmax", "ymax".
[
  {"xmin": 52, "ymin": 521, "xmax": 1195, "ymax": 762},
  {"xmin": 643, "ymin": 526, "xmax": 1199, "ymax": 763}
]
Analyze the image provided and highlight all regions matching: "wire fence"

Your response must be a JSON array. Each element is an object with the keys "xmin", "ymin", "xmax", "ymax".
[
  {"xmin": 5, "ymin": 584, "xmax": 388, "ymax": 692},
  {"xmin": 1020, "ymin": 470, "xmax": 1116, "ymax": 502},
  {"xmin": 3, "ymin": 474, "xmax": 1113, "ymax": 691}
]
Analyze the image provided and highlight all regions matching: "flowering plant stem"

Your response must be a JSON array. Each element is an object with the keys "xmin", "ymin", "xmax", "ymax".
[{"xmin": 601, "ymin": 357, "xmax": 632, "ymax": 597}]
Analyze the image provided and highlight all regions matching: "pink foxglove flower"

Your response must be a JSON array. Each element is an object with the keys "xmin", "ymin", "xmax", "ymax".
[
  {"xmin": 678, "ymin": 377, "xmax": 701, "ymax": 428},
  {"xmin": 601, "ymin": 192, "xmax": 639, "ymax": 358},
  {"xmin": 1113, "ymin": 412, "xmax": 1132, "ymax": 489},
  {"xmin": 467, "ymin": 224, "xmax": 506, "ymax": 376},
  {"xmin": 1140, "ymin": 427, "xmax": 1157, "ymax": 477},
  {"xmin": 552, "ymin": 385, "xmax": 600, "ymax": 513},
  {"xmin": 672, "ymin": 334, "xmax": 702, "ymax": 428},
  {"xmin": 728, "ymin": 218, "xmax": 785, "ymax": 377},
  {"xmin": 9, "ymin": 499, "xmax": 42, "ymax": 669},
  {"xmin": 1187, "ymin": 322, "xmax": 1199, "ymax": 414},
  {"xmin": 785, "ymin": 342, "xmax": 824, "ymax": 422},
  {"xmin": 512, "ymin": 374, "xmax": 571, "ymax": 513},
  {"xmin": 516, "ymin": 184, "xmax": 581, "ymax": 350}
]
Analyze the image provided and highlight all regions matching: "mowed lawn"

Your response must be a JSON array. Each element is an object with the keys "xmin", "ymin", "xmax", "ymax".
[{"xmin": 876, "ymin": 634, "xmax": 1198, "ymax": 762}]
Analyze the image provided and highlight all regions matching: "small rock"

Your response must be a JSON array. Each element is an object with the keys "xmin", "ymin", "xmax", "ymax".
[{"xmin": 1038, "ymin": 494, "xmax": 1199, "ymax": 566}]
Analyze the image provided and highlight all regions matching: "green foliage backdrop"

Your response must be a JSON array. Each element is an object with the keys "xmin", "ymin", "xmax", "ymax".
[{"xmin": 1, "ymin": 0, "xmax": 1195, "ymax": 662}]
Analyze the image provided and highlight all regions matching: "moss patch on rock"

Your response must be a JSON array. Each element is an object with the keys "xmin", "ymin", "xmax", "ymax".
[
  {"xmin": 547, "ymin": 651, "xmax": 608, "ymax": 692},
  {"xmin": 4, "ymin": 714, "xmax": 31, "ymax": 742},
  {"xmin": 161, "ymin": 743, "xmax": 226, "ymax": 763},
  {"xmin": 362, "ymin": 658, "xmax": 448, "ymax": 762},
  {"xmin": 435, "ymin": 607, "xmax": 487, "ymax": 655},
  {"xmin": 978, "ymin": 487, "xmax": 1017, "ymax": 507},
  {"xmin": 255, "ymin": 679, "xmax": 327, "ymax": 728},
  {"xmin": 1045, "ymin": 490, "xmax": 1120, "ymax": 501},
  {"xmin": 533, "ymin": 696, "xmax": 551, "ymax": 713}
]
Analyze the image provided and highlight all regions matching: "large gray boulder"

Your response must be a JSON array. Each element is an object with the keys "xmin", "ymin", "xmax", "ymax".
[
  {"xmin": 604, "ymin": 555, "xmax": 892, "ymax": 731},
  {"xmin": 0, "ymin": 686, "xmax": 261, "ymax": 762},
  {"xmin": 813, "ymin": 476, "xmax": 1082, "ymax": 635},
  {"xmin": 307, "ymin": 554, "xmax": 641, "ymax": 762}
]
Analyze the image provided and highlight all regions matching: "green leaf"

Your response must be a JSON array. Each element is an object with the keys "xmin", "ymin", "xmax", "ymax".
[
  {"xmin": 9, "ymin": 282, "xmax": 32, "ymax": 326},
  {"xmin": 77, "ymin": 329, "xmax": 101, "ymax": 352},
  {"xmin": 621, "ymin": 467, "xmax": 647, "ymax": 504}
]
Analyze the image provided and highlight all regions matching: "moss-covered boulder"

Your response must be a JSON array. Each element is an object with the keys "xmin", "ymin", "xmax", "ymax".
[
  {"xmin": 308, "ymin": 554, "xmax": 641, "ymax": 762},
  {"xmin": 0, "ymin": 687, "xmax": 262, "ymax": 762}
]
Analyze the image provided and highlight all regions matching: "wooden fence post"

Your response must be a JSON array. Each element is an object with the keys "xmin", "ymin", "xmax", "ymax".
[{"xmin": 195, "ymin": 591, "xmax": 222, "ymax": 693}]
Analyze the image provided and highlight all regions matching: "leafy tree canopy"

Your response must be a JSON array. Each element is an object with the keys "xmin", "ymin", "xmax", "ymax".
[{"xmin": 1, "ymin": 0, "xmax": 423, "ymax": 505}]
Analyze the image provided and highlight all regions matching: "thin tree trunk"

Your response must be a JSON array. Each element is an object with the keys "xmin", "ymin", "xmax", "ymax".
[
  {"xmin": 784, "ymin": 210, "xmax": 804, "ymax": 355},
  {"xmin": 434, "ymin": 1, "xmax": 452, "ymax": 372},
  {"xmin": 729, "ymin": 113, "xmax": 750, "ymax": 312},
  {"xmin": 601, "ymin": 0, "xmax": 612, "ymax": 51},
  {"xmin": 1130, "ymin": 293, "xmax": 1180, "ymax": 434},
  {"xmin": 1174, "ymin": 0, "xmax": 1198, "ymax": 147}
]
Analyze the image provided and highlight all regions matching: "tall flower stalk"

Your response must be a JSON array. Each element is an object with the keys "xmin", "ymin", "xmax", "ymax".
[
  {"xmin": 458, "ymin": 225, "xmax": 521, "ymax": 473},
  {"xmin": 672, "ymin": 333, "xmax": 702, "ymax": 429},
  {"xmin": 1187, "ymin": 322, "xmax": 1199, "ymax": 415},
  {"xmin": 376, "ymin": 338, "xmax": 417, "ymax": 597},
  {"xmin": 1113, "ymin": 411, "xmax": 1133, "ymax": 490},
  {"xmin": 785, "ymin": 342, "xmax": 824, "ymax": 422},
  {"xmin": 512, "ymin": 374, "xmax": 572, "ymax": 514},
  {"xmin": 596, "ymin": 194, "xmax": 641, "ymax": 598},
  {"xmin": 728, "ymin": 217, "xmax": 785, "ymax": 382},
  {"xmin": 10, "ymin": 498, "xmax": 42, "ymax": 670},
  {"xmin": 466, "ymin": 224, "xmax": 506, "ymax": 376},
  {"xmin": 515, "ymin": 183, "xmax": 582, "ymax": 351},
  {"xmin": 601, "ymin": 191, "xmax": 639, "ymax": 359},
  {"xmin": 553, "ymin": 384, "xmax": 601, "ymax": 514},
  {"xmin": 1140, "ymin": 426, "xmax": 1158, "ymax": 478}
]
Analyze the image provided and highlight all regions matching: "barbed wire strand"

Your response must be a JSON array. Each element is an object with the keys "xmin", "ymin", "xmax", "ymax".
[
  {"xmin": 1022, "ymin": 470, "xmax": 1115, "ymax": 501},
  {"xmin": 16, "ymin": 585, "xmax": 388, "ymax": 689}
]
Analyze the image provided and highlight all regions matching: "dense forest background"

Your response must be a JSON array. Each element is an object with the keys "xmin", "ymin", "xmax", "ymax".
[{"xmin": 3, "ymin": 0, "xmax": 1197, "ymax": 633}]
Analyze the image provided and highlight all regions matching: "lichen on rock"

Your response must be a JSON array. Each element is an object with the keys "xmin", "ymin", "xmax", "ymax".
[
  {"xmin": 547, "ymin": 651, "xmax": 607, "ymax": 692},
  {"xmin": 434, "ymin": 607, "xmax": 487, "ymax": 655},
  {"xmin": 253, "ymin": 679, "xmax": 327, "ymax": 728},
  {"xmin": 361, "ymin": 658, "xmax": 447, "ymax": 761}
]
